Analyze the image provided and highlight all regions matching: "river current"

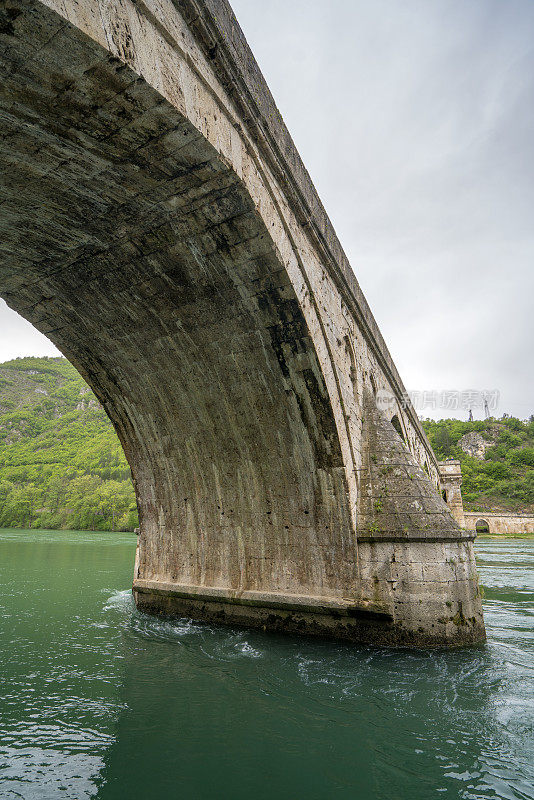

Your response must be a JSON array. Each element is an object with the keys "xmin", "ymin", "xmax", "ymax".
[{"xmin": 0, "ymin": 530, "xmax": 532, "ymax": 799}]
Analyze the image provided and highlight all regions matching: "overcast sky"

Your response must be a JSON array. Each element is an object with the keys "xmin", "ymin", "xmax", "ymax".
[{"xmin": 1, "ymin": 0, "xmax": 533, "ymax": 420}]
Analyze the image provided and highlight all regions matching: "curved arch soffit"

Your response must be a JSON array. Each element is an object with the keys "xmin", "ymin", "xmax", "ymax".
[{"xmin": 0, "ymin": 11, "xmax": 358, "ymax": 597}]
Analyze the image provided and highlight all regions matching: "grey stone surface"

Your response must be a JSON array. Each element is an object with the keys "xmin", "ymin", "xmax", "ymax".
[
  {"xmin": 0, "ymin": 0, "xmax": 485, "ymax": 645},
  {"xmin": 353, "ymin": 392, "xmax": 484, "ymax": 644}
]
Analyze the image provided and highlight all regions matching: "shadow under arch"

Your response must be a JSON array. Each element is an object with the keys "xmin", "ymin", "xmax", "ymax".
[
  {"xmin": 0, "ymin": 5, "xmax": 355, "ymax": 598},
  {"xmin": 476, "ymin": 519, "xmax": 490, "ymax": 535}
]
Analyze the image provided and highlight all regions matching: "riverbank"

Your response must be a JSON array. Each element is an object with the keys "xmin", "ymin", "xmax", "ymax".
[
  {"xmin": 0, "ymin": 527, "xmax": 136, "ymax": 534},
  {"xmin": 476, "ymin": 532, "xmax": 534, "ymax": 539}
]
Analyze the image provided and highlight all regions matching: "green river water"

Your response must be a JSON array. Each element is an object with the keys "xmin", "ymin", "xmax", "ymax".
[{"xmin": 0, "ymin": 530, "xmax": 532, "ymax": 799}]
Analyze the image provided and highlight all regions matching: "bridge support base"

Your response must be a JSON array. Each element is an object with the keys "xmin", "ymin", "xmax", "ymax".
[{"xmin": 132, "ymin": 578, "xmax": 485, "ymax": 648}]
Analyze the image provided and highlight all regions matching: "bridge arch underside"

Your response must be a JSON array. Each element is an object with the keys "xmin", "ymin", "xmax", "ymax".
[{"xmin": 0, "ymin": 12, "xmax": 358, "ymax": 606}]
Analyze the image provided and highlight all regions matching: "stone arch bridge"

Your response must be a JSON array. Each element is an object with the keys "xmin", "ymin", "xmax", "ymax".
[
  {"xmin": 0, "ymin": 0, "xmax": 484, "ymax": 645},
  {"xmin": 465, "ymin": 513, "xmax": 534, "ymax": 536}
]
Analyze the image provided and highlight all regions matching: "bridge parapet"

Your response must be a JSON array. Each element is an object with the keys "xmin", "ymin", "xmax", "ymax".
[{"xmin": 176, "ymin": 0, "xmax": 438, "ymax": 471}]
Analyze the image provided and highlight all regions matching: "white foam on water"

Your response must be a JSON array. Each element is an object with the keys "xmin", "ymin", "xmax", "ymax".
[
  {"xmin": 234, "ymin": 640, "xmax": 262, "ymax": 659},
  {"xmin": 103, "ymin": 589, "xmax": 134, "ymax": 613},
  {"xmin": 131, "ymin": 613, "xmax": 206, "ymax": 643}
]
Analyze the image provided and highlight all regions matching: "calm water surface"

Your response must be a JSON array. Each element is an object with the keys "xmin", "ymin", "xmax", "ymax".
[{"xmin": 0, "ymin": 530, "xmax": 532, "ymax": 799}]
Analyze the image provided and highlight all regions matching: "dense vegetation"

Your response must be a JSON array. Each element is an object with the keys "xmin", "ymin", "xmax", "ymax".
[
  {"xmin": 0, "ymin": 357, "xmax": 138, "ymax": 530},
  {"xmin": 1, "ymin": 356, "xmax": 532, "ymax": 529},
  {"xmin": 422, "ymin": 416, "xmax": 534, "ymax": 512}
]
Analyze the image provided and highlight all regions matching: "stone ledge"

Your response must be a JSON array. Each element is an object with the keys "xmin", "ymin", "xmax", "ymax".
[
  {"xmin": 133, "ymin": 582, "xmax": 486, "ymax": 646},
  {"xmin": 133, "ymin": 578, "xmax": 393, "ymax": 619},
  {"xmin": 357, "ymin": 532, "xmax": 476, "ymax": 543}
]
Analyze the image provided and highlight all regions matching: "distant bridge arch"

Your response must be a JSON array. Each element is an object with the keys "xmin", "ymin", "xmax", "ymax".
[
  {"xmin": 0, "ymin": 0, "xmax": 484, "ymax": 645},
  {"xmin": 464, "ymin": 513, "xmax": 534, "ymax": 536}
]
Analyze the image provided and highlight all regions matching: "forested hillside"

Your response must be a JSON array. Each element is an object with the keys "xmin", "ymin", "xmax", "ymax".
[
  {"xmin": 0, "ymin": 357, "xmax": 138, "ymax": 530},
  {"xmin": 422, "ymin": 417, "xmax": 534, "ymax": 512}
]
